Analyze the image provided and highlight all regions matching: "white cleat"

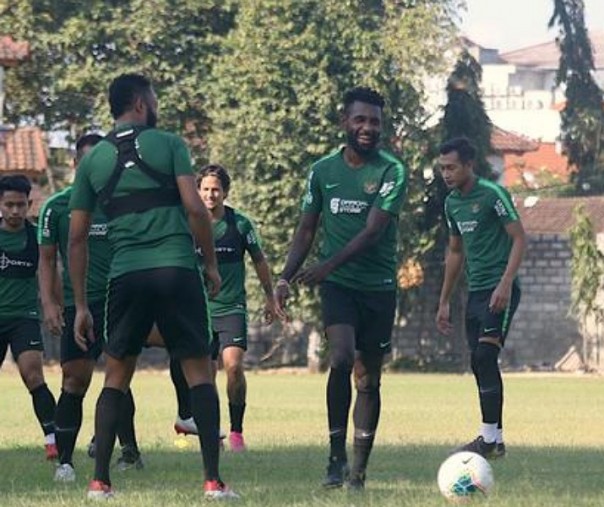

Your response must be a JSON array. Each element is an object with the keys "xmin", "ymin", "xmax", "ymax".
[
  {"xmin": 54, "ymin": 463, "xmax": 76, "ymax": 482},
  {"xmin": 174, "ymin": 416, "xmax": 198, "ymax": 436},
  {"xmin": 204, "ymin": 480, "xmax": 240, "ymax": 500}
]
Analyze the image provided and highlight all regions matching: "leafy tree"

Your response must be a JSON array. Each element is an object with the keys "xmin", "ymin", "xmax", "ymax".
[
  {"xmin": 206, "ymin": 0, "xmax": 458, "ymax": 323},
  {"xmin": 569, "ymin": 204, "xmax": 604, "ymax": 369},
  {"xmin": 549, "ymin": 0, "xmax": 604, "ymax": 194}
]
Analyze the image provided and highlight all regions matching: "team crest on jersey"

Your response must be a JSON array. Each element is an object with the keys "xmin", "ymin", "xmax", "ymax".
[
  {"xmin": 379, "ymin": 181, "xmax": 395, "ymax": 197},
  {"xmin": 471, "ymin": 203, "xmax": 480, "ymax": 214},
  {"xmin": 364, "ymin": 181, "xmax": 378, "ymax": 194}
]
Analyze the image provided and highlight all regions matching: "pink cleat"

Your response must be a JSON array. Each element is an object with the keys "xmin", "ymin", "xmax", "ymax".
[{"xmin": 229, "ymin": 432, "xmax": 246, "ymax": 453}]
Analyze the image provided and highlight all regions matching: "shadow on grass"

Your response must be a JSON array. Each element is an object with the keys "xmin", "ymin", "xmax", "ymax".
[{"xmin": 2, "ymin": 443, "xmax": 604, "ymax": 505}]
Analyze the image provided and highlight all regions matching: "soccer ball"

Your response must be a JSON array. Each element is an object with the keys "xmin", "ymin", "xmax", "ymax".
[{"xmin": 437, "ymin": 451, "xmax": 494, "ymax": 503}]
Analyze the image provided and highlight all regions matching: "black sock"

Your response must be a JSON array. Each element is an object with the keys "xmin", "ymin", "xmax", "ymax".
[
  {"xmin": 191, "ymin": 383, "xmax": 220, "ymax": 481},
  {"xmin": 116, "ymin": 389, "xmax": 139, "ymax": 453},
  {"xmin": 351, "ymin": 385, "xmax": 381, "ymax": 476},
  {"xmin": 170, "ymin": 359, "xmax": 192, "ymax": 419},
  {"xmin": 327, "ymin": 367, "xmax": 352, "ymax": 460},
  {"xmin": 30, "ymin": 383, "xmax": 56, "ymax": 437},
  {"xmin": 94, "ymin": 388, "xmax": 125, "ymax": 485},
  {"xmin": 55, "ymin": 390, "xmax": 84, "ymax": 465},
  {"xmin": 472, "ymin": 343, "xmax": 502, "ymax": 425},
  {"xmin": 228, "ymin": 403, "xmax": 246, "ymax": 433}
]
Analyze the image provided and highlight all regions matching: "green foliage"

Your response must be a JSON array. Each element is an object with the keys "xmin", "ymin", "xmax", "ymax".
[
  {"xmin": 549, "ymin": 0, "xmax": 604, "ymax": 194},
  {"xmin": 206, "ymin": 0, "xmax": 458, "ymax": 318}
]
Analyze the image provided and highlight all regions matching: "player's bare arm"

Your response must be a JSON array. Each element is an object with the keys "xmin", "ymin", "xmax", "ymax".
[
  {"xmin": 275, "ymin": 212, "xmax": 320, "ymax": 317},
  {"xmin": 176, "ymin": 174, "xmax": 221, "ymax": 298},
  {"xmin": 38, "ymin": 244, "xmax": 64, "ymax": 336},
  {"xmin": 436, "ymin": 234, "xmax": 465, "ymax": 335},
  {"xmin": 489, "ymin": 221, "xmax": 526, "ymax": 313},
  {"xmin": 293, "ymin": 206, "xmax": 391, "ymax": 286},
  {"xmin": 68, "ymin": 210, "xmax": 94, "ymax": 351},
  {"xmin": 251, "ymin": 252, "xmax": 277, "ymax": 324}
]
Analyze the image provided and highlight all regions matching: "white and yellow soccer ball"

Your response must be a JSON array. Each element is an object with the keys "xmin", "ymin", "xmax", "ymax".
[{"xmin": 437, "ymin": 451, "xmax": 494, "ymax": 503}]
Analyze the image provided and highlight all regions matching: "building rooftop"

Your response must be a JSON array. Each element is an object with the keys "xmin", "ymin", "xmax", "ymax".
[
  {"xmin": 0, "ymin": 35, "xmax": 29, "ymax": 67},
  {"xmin": 491, "ymin": 125, "xmax": 539, "ymax": 153},
  {"xmin": 0, "ymin": 126, "xmax": 48, "ymax": 175}
]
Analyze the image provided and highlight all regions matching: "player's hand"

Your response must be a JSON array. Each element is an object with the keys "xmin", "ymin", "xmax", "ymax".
[
  {"xmin": 274, "ymin": 279, "xmax": 291, "ymax": 322},
  {"xmin": 74, "ymin": 307, "xmax": 94, "ymax": 352},
  {"xmin": 263, "ymin": 296, "xmax": 277, "ymax": 325},
  {"xmin": 293, "ymin": 261, "xmax": 332, "ymax": 287},
  {"xmin": 42, "ymin": 302, "xmax": 64, "ymax": 337},
  {"xmin": 205, "ymin": 265, "xmax": 222, "ymax": 298},
  {"xmin": 489, "ymin": 279, "xmax": 512, "ymax": 313},
  {"xmin": 436, "ymin": 302, "xmax": 453, "ymax": 335}
]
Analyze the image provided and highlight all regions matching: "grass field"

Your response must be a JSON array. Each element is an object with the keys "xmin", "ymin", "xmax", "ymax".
[{"xmin": 2, "ymin": 369, "xmax": 604, "ymax": 506}]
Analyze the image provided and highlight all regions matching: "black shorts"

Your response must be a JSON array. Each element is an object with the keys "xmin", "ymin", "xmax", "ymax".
[
  {"xmin": 465, "ymin": 283, "xmax": 521, "ymax": 350},
  {"xmin": 62, "ymin": 300, "xmax": 105, "ymax": 364},
  {"xmin": 105, "ymin": 267, "xmax": 212, "ymax": 360},
  {"xmin": 210, "ymin": 313, "xmax": 247, "ymax": 360},
  {"xmin": 319, "ymin": 281, "xmax": 396, "ymax": 355},
  {"xmin": 0, "ymin": 317, "xmax": 43, "ymax": 365}
]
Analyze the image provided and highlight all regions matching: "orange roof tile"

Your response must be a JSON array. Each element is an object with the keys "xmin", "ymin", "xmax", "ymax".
[
  {"xmin": 491, "ymin": 126, "xmax": 539, "ymax": 153},
  {"xmin": 0, "ymin": 36, "xmax": 29, "ymax": 67},
  {"xmin": 0, "ymin": 126, "xmax": 48, "ymax": 174},
  {"xmin": 516, "ymin": 196, "xmax": 604, "ymax": 234}
]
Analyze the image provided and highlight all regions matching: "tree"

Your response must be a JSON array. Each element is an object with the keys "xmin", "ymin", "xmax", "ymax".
[
  {"xmin": 569, "ymin": 204, "xmax": 604, "ymax": 370},
  {"xmin": 206, "ymin": 0, "xmax": 458, "ymax": 324},
  {"xmin": 549, "ymin": 0, "xmax": 604, "ymax": 194}
]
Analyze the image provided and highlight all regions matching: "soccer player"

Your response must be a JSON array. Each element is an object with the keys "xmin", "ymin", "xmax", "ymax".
[
  {"xmin": 0, "ymin": 175, "xmax": 57, "ymax": 460},
  {"xmin": 38, "ymin": 134, "xmax": 143, "ymax": 482},
  {"xmin": 171, "ymin": 164, "xmax": 277, "ymax": 452},
  {"xmin": 68, "ymin": 73, "xmax": 237, "ymax": 500},
  {"xmin": 275, "ymin": 87, "xmax": 407, "ymax": 490},
  {"xmin": 435, "ymin": 137, "xmax": 525, "ymax": 459}
]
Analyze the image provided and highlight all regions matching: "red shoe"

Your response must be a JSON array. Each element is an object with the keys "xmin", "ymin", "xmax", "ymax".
[
  {"xmin": 45, "ymin": 443, "xmax": 58, "ymax": 461},
  {"xmin": 204, "ymin": 479, "xmax": 239, "ymax": 500},
  {"xmin": 229, "ymin": 432, "xmax": 246, "ymax": 453},
  {"xmin": 87, "ymin": 479, "xmax": 114, "ymax": 500}
]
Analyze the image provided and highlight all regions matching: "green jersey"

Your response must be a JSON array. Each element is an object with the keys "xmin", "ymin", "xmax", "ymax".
[
  {"xmin": 444, "ymin": 177, "xmax": 520, "ymax": 291},
  {"xmin": 0, "ymin": 221, "xmax": 39, "ymax": 319},
  {"xmin": 69, "ymin": 124, "xmax": 197, "ymax": 279},
  {"xmin": 198, "ymin": 206, "xmax": 263, "ymax": 317},
  {"xmin": 38, "ymin": 187, "xmax": 111, "ymax": 306},
  {"xmin": 302, "ymin": 148, "xmax": 407, "ymax": 291}
]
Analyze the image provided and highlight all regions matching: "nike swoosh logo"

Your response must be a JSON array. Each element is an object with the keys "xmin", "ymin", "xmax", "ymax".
[
  {"xmin": 461, "ymin": 457, "xmax": 472, "ymax": 464},
  {"xmin": 326, "ymin": 183, "xmax": 340, "ymax": 189},
  {"xmin": 484, "ymin": 327, "xmax": 498, "ymax": 333},
  {"xmin": 233, "ymin": 337, "xmax": 244, "ymax": 343},
  {"xmin": 29, "ymin": 341, "xmax": 41, "ymax": 346},
  {"xmin": 379, "ymin": 341, "xmax": 390, "ymax": 348}
]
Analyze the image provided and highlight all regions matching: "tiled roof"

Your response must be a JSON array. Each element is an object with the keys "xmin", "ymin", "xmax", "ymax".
[
  {"xmin": 491, "ymin": 126, "xmax": 539, "ymax": 153},
  {"xmin": 0, "ymin": 126, "xmax": 48, "ymax": 174},
  {"xmin": 503, "ymin": 142, "xmax": 573, "ymax": 187},
  {"xmin": 0, "ymin": 35, "xmax": 29, "ymax": 66},
  {"xmin": 500, "ymin": 31, "xmax": 604, "ymax": 70},
  {"xmin": 516, "ymin": 196, "xmax": 604, "ymax": 234}
]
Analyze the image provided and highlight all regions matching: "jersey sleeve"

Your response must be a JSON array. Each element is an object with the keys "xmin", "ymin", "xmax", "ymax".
[
  {"xmin": 171, "ymin": 135, "xmax": 194, "ymax": 177},
  {"xmin": 491, "ymin": 185, "xmax": 520, "ymax": 225},
  {"xmin": 238, "ymin": 215, "xmax": 263, "ymax": 261},
  {"xmin": 373, "ymin": 160, "xmax": 406, "ymax": 215},
  {"xmin": 444, "ymin": 198, "xmax": 461, "ymax": 236},
  {"xmin": 37, "ymin": 197, "xmax": 60, "ymax": 246},
  {"xmin": 301, "ymin": 166, "xmax": 322, "ymax": 213},
  {"xmin": 69, "ymin": 160, "xmax": 97, "ymax": 212}
]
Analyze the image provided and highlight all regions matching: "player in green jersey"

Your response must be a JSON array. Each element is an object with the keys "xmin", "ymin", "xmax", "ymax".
[
  {"xmin": 0, "ymin": 175, "xmax": 57, "ymax": 460},
  {"xmin": 170, "ymin": 164, "xmax": 277, "ymax": 452},
  {"xmin": 39, "ymin": 134, "xmax": 142, "ymax": 482},
  {"xmin": 275, "ymin": 87, "xmax": 407, "ymax": 490},
  {"xmin": 436, "ymin": 137, "xmax": 526, "ymax": 460},
  {"xmin": 68, "ymin": 73, "xmax": 237, "ymax": 500}
]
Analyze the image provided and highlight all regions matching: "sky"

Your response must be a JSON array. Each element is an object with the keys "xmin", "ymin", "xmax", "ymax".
[{"xmin": 460, "ymin": 0, "xmax": 604, "ymax": 51}]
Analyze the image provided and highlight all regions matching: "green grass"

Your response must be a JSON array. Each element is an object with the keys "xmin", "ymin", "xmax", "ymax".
[{"xmin": 2, "ymin": 369, "xmax": 604, "ymax": 506}]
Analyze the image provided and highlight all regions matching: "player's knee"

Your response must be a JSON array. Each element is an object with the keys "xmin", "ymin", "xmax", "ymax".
[
  {"xmin": 23, "ymin": 370, "xmax": 44, "ymax": 391},
  {"xmin": 329, "ymin": 350, "xmax": 354, "ymax": 372},
  {"xmin": 472, "ymin": 342, "xmax": 500, "ymax": 377},
  {"xmin": 354, "ymin": 372, "xmax": 381, "ymax": 393},
  {"xmin": 224, "ymin": 361, "xmax": 244, "ymax": 381}
]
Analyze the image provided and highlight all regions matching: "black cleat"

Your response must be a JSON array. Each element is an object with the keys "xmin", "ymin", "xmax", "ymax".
[
  {"xmin": 87, "ymin": 436, "xmax": 96, "ymax": 459},
  {"xmin": 346, "ymin": 472, "xmax": 365, "ymax": 492},
  {"xmin": 454, "ymin": 436, "xmax": 498, "ymax": 460},
  {"xmin": 322, "ymin": 456, "xmax": 349, "ymax": 488},
  {"xmin": 493, "ymin": 442, "xmax": 506, "ymax": 459},
  {"xmin": 115, "ymin": 445, "xmax": 144, "ymax": 471}
]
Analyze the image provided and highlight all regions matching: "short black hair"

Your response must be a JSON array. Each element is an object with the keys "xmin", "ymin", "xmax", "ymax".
[
  {"xmin": 75, "ymin": 133, "xmax": 103, "ymax": 159},
  {"xmin": 108, "ymin": 73, "xmax": 152, "ymax": 119},
  {"xmin": 439, "ymin": 137, "xmax": 477, "ymax": 164},
  {"xmin": 197, "ymin": 164, "xmax": 231, "ymax": 194},
  {"xmin": 343, "ymin": 86, "xmax": 385, "ymax": 112},
  {"xmin": 0, "ymin": 175, "xmax": 32, "ymax": 197}
]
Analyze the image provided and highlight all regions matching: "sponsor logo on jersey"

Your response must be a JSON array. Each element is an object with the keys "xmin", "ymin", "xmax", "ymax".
[
  {"xmin": 363, "ymin": 181, "xmax": 378, "ymax": 194},
  {"xmin": 329, "ymin": 198, "xmax": 368, "ymax": 215},
  {"xmin": 246, "ymin": 231, "xmax": 257, "ymax": 245},
  {"xmin": 216, "ymin": 246, "xmax": 236, "ymax": 253},
  {"xmin": 303, "ymin": 170, "xmax": 314, "ymax": 205},
  {"xmin": 89, "ymin": 223, "xmax": 108, "ymax": 237},
  {"xmin": 0, "ymin": 252, "xmax": 34, "ymax": 271},
  {"xmin": 456, "ymin": 220, "xmax": 478, "ymax": 234},
  {"xmin": 494, "ymin": 199, "xmax": 508, "ymax": 217},
  {"xmin": 379, "ymin": 181, "xmax": 395, "ymax": 197}
]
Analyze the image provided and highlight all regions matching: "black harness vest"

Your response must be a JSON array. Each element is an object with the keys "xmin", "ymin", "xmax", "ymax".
[
  {"xmin": 197, "ymin": 207, "xmax": 244, "ymax": 264},
  {"xmin": 98, "ymin": 125, "xmax": 181, "ymax": 220},
  {"xmin": 0, "ymin": 221, "xmax": 38, "ymax": 279}
]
